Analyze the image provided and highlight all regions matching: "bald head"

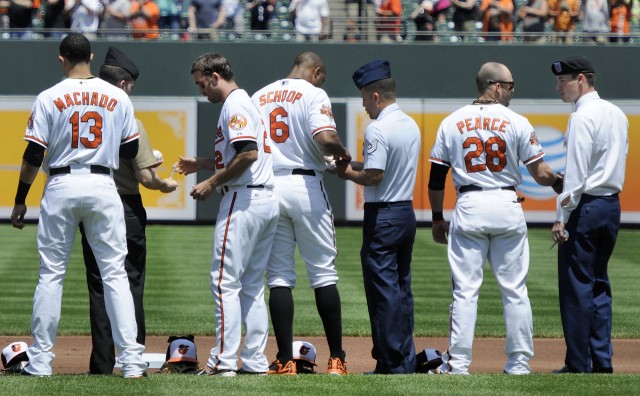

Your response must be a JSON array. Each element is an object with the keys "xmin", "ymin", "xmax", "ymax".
[
  {"xmin": 288, "ymin": 52, "xmax": 326, "ymax": 87},
  {"xmin": 476, "ymin": 62, "xmax": 512, "ymax": 94}
]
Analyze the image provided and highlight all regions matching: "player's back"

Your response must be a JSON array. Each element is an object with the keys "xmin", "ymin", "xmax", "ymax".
[
  {"xmin": 252, "ymin": 78, "xmax": 336, "ymax": 172},
  {"xmin": 30, "ymin": 77, "xmax": 137, "ymax": 172},
  {"xmin": 436, "ymin": 104, "xmax": 543, "ymax": 188}
]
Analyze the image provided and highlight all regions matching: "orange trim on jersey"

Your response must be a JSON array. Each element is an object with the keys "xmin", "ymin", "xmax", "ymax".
[
  {"xmin": 229, "ymin": 135, "xmax": 257, "ymax": 142},
  {"xmin": 24, "ymin": 136, "xmax": 48, "ymax": 148},
  {"xmin": 429, "ymin": 157, "xmax": 452, "ymax": 167},
  {"xmin": 310, "ymin": 126, "xmax": 337, "ymax": 136},
  {"xmin": 523, "ymin": 152, "xmax": 544, "ymax": 165},
  {"xmin": 121, "ymin": 133, "xmax": 139, "ymax": 143},
  {"xmin": 215, "ymin": 191, "xmax": 238, "ymax": 362}
]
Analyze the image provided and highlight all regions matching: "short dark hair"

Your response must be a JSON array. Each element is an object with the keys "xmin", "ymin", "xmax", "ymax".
[
  {"xmin": 59, "ymin": 33, "xmax": 91, "ymax": 64},
  {"xmin": 99, "ymin": 64, "xmax": 134, "ymax": 86},
  {"xmin": 572, "ymin": 72, "xmax": 596, "ymax": 87},
  {"xmin": 190, "ymin": 53, "xmax": 234, "ymax": 81},
  {"xmin": 362, "ymin": 78, "xmax": 396, "ymax": 101}
]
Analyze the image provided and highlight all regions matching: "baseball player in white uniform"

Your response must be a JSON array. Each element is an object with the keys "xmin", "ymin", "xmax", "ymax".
[
  {"xmin": 10, "ymin": 33, "xmax": 146, "ymax": 378},
  {"xmin": 177, "ymin": 53, "xmax": 278, "ymax": 376},
  {"xmin": 251, "ymin": 52, "xmax": 351, "ymax": 375},
  {"xmin": 428, "ymin": 62, "xmax": 560, "ymax": 375}
]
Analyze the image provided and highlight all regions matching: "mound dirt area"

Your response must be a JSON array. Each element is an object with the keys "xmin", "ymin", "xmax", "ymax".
[{"xmin": 2, "ymin": 336, "xmax": 639, "ymax": 375}]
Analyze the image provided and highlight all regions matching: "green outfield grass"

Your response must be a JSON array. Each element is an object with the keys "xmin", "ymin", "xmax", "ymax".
[
  {"xmin": 2, "ymin": 225, "xmax": 639, "ymax": 338},
  {"xmin": 1, "ymin": 225, "xmax": 639, "ymax": 395}
]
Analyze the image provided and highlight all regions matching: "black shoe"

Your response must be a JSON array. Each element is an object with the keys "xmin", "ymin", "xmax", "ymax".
[
  {"xmin": 592, "ymin": 366, "xmax": 613, "ymax": 374},
  {"xmin": 237, "ymin": 368, "xmax": 267, "ymax": 376},
  {"xmin": 552, "ymin": 365, "xmax": 580, "ymax": 374}
]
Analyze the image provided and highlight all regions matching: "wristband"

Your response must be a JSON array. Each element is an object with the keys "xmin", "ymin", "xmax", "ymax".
[
  {"xmin": 15, "ymin": 180, "xmax": 31, "ymax": 205},
  {"xmin": 432, "ymin": 211, "xmax": 444, "ymax": 222}
]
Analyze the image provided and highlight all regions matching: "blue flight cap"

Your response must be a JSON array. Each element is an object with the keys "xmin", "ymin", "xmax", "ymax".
[{"xmin": 352, "ymin": 60, "xmax": 391, "ymax": 89}]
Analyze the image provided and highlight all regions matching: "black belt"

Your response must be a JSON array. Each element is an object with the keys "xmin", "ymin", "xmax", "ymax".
[
  {"xmin": 364, "ymin": 200, "xmax": 412, "ymax": 209},
  {"xmin": 292, "ymin": 169, "xmax": 316, "ymax": 176},
  {"xmin": 50, "ymin": 165, "xmax": 110, "ymax": 176},
  {"xmin": 458, "ymin": 185, "xmax": 516, "ymax": 193},
  {"xmin": 222, "ymin": 184, "xmax": 265, "ymax": 193}
]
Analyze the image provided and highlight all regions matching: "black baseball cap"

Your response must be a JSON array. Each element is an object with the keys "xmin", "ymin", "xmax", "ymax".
[
  {"xmin": 551, "ymin": 56, "xmax": 595, "ymax": 76},
  {"xmin": 103, "ymin": 47, "xmax": 139, "ymax": 81}
]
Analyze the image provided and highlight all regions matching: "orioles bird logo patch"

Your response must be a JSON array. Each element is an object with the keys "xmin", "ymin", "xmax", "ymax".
[
  {"xmin": 320, "ymin": 105, "xmax": 334, "ymax": 120},
  {"xmin": 27, "ymin": 111, "xmax": 34, "ymax": 130},
  {"xmin": 529, "ymin": 131, "xmax": 540, "ymax": 146},
  {"xmin": 299, "ymin": 345, "xmax": 311, "ymax": 356},
  {"xmin": 178, "ymin": 344, "xmax": 190, "ymax": 355},
  {"xmin": 11, "ymin": 344, "xmax": 22, "ymax": 352},
  {"xmin": 229, "ymin": 114, "xmax": 247, "ymax": 130}
]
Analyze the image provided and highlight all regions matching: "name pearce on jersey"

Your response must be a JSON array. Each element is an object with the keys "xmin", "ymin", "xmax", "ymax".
[
  {"xmin": 456, "ymin": 117, "xmax": 511, "ymax": 134},
  {"xmin": 257, "ymin": 90, "xmax": 303, "ymax": 106},
  {"xmin": 53, "ymin": 91, "xmax": 119, "ymax": 112}
]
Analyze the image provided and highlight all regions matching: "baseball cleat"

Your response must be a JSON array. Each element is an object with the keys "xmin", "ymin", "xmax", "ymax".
[
  {"xmin": 267, "ymin": 359, "xmax": 297, "ymax": 375},
  {"xmin": 236, "ymin": 368, "xmax": 267, "ymax": 376},
  {"xmin": 195, "ymin": 367, "xmax": 237, "ymax": 377},
  {"xmin": 551, "ymin": 365, "xmax": 580, "ymax": 374},
  {"xmin": 326, "ymin": 357, "xmax": 348, "ymax": 375},
  {"xmin": 125, "ymin": 372, "xmax": 148, "ymax": 379}
]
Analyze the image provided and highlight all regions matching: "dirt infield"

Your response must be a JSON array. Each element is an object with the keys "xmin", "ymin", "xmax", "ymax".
[{"xmin": 2, "ymin": 336, "xmax": 639, "ymax": 374}]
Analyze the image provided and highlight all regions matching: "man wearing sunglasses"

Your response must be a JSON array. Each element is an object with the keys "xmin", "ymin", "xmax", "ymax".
[{"xmin": 427, "ymin": 62, "xmax": 561, "ymax": 375}]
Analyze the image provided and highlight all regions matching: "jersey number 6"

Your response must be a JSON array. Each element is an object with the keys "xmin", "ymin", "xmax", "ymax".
[
  {"xmin": 269, "ymin": 107, "xmax": 288, "ymax": 143},
  {"xmin": 463, "ymin": 136, "xmax": 507, "ymax": 173},
  {"xmin": 69, "ymin": 111, "xmax": 103, "ymax": 149}
]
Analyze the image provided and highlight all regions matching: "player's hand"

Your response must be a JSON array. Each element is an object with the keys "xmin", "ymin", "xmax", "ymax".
[
  {"xmin": 160, "ymin": 178, "xmax": 179, "ymax": 193},
  {"xmin": 324, "ymin": 156, "xmax": 336, "ymax": 174},
  {"xmin": 551, "ymin": 221, "xmax": 569, "ymax": 245},
  {"xmin": 552, "ymin": 172, "xmax": 564, "ymax": 194},
  {"xmin": 190, "ymin": 180, "xmax": 214, "ymax": 201},
  {"xmin": 11, "ymin": 204, "xmax": 27, "ymax": 230},
  {"xmin": 432, "ymin": 220, "xmax": 449, "ymax": 244},
  {"xmin": 334, "ymin": 161, "xmax": 350, "ymax": 179},
  {"xmin": 175, "ymin": 156, "xmax": 199, "ymax": 175}
]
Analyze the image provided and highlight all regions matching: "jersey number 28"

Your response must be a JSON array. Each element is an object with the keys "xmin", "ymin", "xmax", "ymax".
[{"xmin": 463, "ymin": 136, "xmax": 507, "ymax": 173}]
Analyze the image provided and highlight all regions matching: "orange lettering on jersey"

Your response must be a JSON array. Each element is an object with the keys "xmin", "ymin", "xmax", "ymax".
[
  {"xmin": 293, "ymin": 92, "xmax": 302, "ymax": 103},
  {"xmin": 73, "ymin": 92, "xmax": 82, "ymax": 105},
  {"xmin": 491, "ymin": 118, "xmax": 500, "ymax": 131},
  {"xmin": 474, "ymin": 117, "xmax": 482, "ymax": 131},
  {"xmin": 215, "ymin": 126, "xmax": 224, "ymax": 144},
  {"xmin": 64, "ymin": 94, "xmax": 74, "ymax": 107},
  {"xmin": 274, "ymin": 90, "xmax": 282, "ymax": 102},
  {"xmin": 483, "ymin": 117, "xmax": 491, "ymax": 131},
  {"xmin": 99, "ymin": 94, "xmax": 109, "ymax": 108},
  {"xmin": 53, "ymin": 98, "xmax": 66, "ymax": 112},
  {"xmin": 456, "ymin": 121, "xmax": 465, "ymax": 134},
  {"xmin": 107, "ymin": 99, "xmax": 117, "ymax": 111},
  {"xmin": 498, "ymin": 120, "xmax": 509, "ymax": 133},
  {"xmin": 81, "ymin": 91, "xmax": 90, "ymax": 105},
  {"xmin": 464, "ymin": 118, "xmax": 473, "ymax": 131},
  {"xmin": 90, "ymin": 92, "xmax": 99, "ymax": 106}
]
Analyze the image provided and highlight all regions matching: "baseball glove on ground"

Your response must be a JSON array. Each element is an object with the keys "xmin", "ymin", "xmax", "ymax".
[
  {"xmin": 295, "ymin": 359, "xmax": 316, "ymax": 374},
  {"xmin": 160, "ymin": 361, "xmax": 200, "ymax": 374},
  {"xmin": 0, "ymin": 360, "xmax": 28, "ymax": 375}
]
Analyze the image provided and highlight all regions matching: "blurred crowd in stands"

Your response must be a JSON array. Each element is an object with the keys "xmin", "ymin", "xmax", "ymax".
[{"xmin": 0, "ymin": 0, "xmax": 638, "ymax": 42}]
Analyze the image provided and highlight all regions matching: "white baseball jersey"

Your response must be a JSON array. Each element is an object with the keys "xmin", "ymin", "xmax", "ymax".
[
  {"xmin": 363, "ymin": 103, "xmax": 421, "ymax": 203},
  {"xmin": 252, "ymin": 78, "xmax": 336, "ymax": 173},
  {"xmin": 25, "ymin": 77, "xmax": 139, "ymax": 172},
  {"xmin": 252, "ymin": 78, "xmax": 341, "ymax": 290},
  {"xmin": 216, "ymin": 89, "xmax": 273, "ymax": 187},
  {"xmin": 22, "ymin": 76, "xmax": 145, "ymax": 377},
  {"xmin": 431, "ymin": 103, "xmax": 538, "ymax": 375},
  {"xmin": 429, "ymin": 103, "xmax": 544, "ymax": 189}
]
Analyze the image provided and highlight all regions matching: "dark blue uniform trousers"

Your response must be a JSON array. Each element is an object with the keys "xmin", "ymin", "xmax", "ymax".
[
  {"xmin": 558, "ymin": 194, "xmax": 620, "ymax": 372},
  {"xmin": 361, "ymin": 201, "xmax": 416, "ymax": 374}
]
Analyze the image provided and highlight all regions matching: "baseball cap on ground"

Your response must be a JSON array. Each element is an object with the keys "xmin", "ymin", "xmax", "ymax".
[
  {"xmin": 293, "ymin": 340, "xmax": 317, "ymax": 374},
  {"xmin": 2, "ymin": 341, "xmax": 29, "ymax": 373},
  {"xmin": 352, "ymin": 60, "xmax": 391, "ymax": 89},
  {"xmin": 551, "ymin": 56, "xmax": 595, "ymax": 76},
  {"xmin": 166, "ymin": 335, "xmax": 198, "ymax": 363},
  {"xmin": 415, "ymin": 348, "xmax": 443, "ymax": 374}
]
